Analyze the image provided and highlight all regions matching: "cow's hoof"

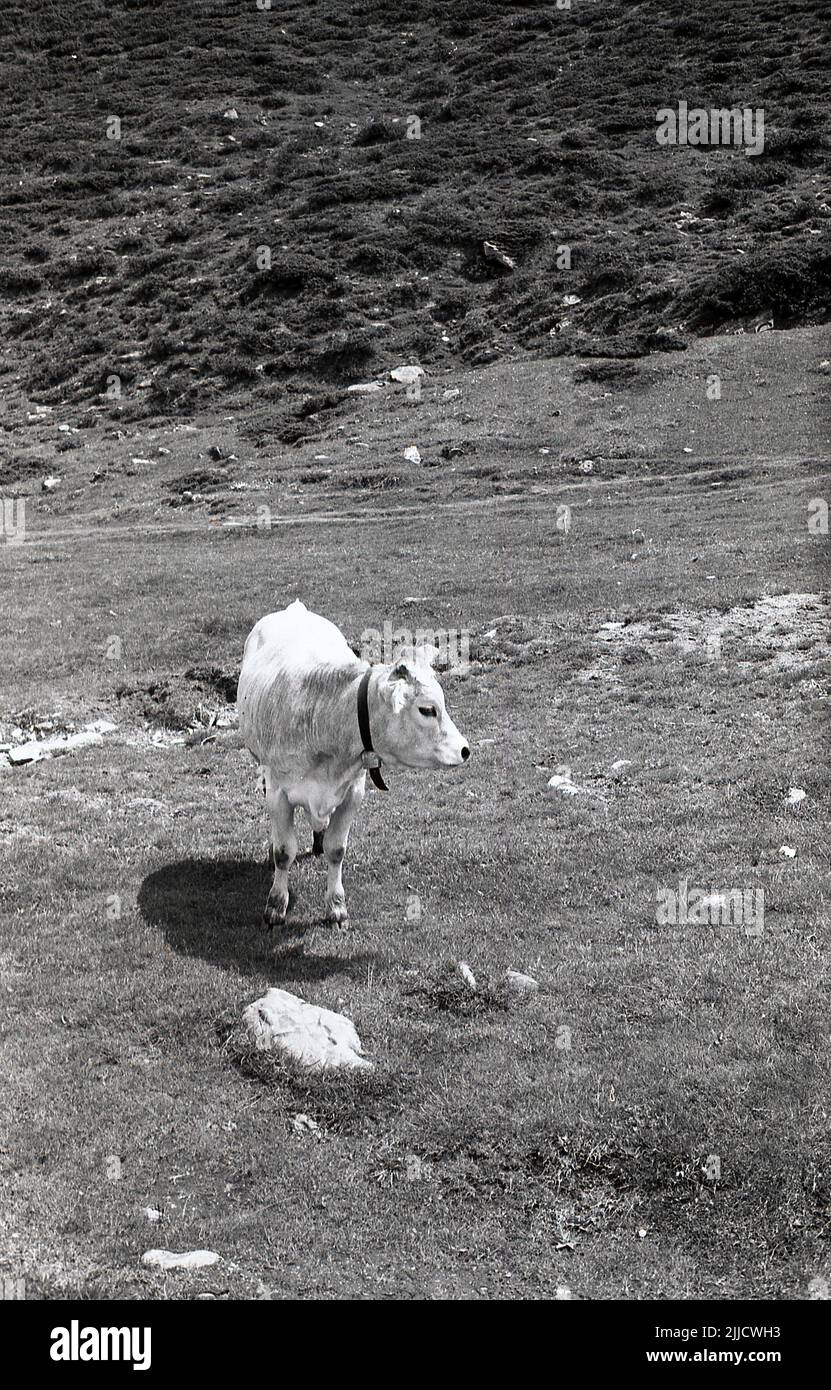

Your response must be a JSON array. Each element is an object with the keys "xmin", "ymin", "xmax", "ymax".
[
  {"xmin": 263, "ymin": 893, "xmax": 288, "ymax": 929},
  {"xmin": 326, "ymin": 897, "xmax": 349, "ymax": 927}
]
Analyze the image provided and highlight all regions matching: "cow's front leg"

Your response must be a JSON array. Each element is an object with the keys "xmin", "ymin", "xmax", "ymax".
[
  {"xmin": 264, "ymin": 782, "xmax": 297, "ymax": 928},
  {"xmin": 323, "ymin": 778, "xmax": 365, "ymax": 926}
]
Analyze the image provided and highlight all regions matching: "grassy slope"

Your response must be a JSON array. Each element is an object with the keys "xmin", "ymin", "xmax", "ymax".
[
  {"xmin": 0, "ymin": 0, "xmax": 829, "ymax": 441},
  {"xmin": 1, "ymin": 343, "xmax": 828, "ymax": 1298}
]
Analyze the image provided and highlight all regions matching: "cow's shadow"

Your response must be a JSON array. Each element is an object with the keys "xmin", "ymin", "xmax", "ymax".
[{"xmin": 137, "ymin": 856, "xmax": 374, "ymax": 983}]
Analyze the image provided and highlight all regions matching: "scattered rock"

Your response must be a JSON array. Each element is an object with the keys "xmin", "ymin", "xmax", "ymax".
[
  {"xmin": 243, "ymin": 988, "xmax": 372, "ymax": 1070},
  {"xmin": 456, "ymin": 961, "xmax": 477, "ymax": 991},
  {"xmin": 291, "ymin": 1113, "xmax": 322, "ymax": 1137},
  {"xmin": 547, "ymin": 768, "xmax": 581, "ymax": 796},
  {"xmin": 443, "ymin": 388, "xmax": 460, "ymax": 400},
  {"xmin": 346, "ymin": 380, "xmax": 384, "ymax": 394},
  {"xmin": 131, "ymin": 457, "xmax": 153, "ymax": 466},
  {"xmin": 504, "ymin": 969, "xmax": 539, "ymax": 994},
  {"xmin": 579, "ymin": 459, "xmax": 594, "ymax": 473},
  {"xmin": 779, "ymin": 845, "xmax": 797, "ymax": 858},
  {"xmin": 223, "ymin": 108, "xmax": 239, "ymax": 120},
  {"xmin": 5, "ymin": 719, "xmax": 118, "ymax": 766},
  {"xmin": 482, "ymin": 241, "xmax": 516, "ymax": 271},
  {"xmin": 403, "ymin": 446, "xmax": 421, "ymax": 464},
  {"xmin": 41, "ymin": 475, "xmax": 61, "ymax": 492},
  {"xmin": 389, "ymin": 364, "xmax": 424, "ymax": 384},
  {"xmin": 142, "ymin": 1207, "xmax": 162, "ymax": 1223},
  {"xmin": 787, "ymin": 787, "xmax": 807, "ymax": 806},
  {"xmin": 142, "ymin": 1249, "xmax": 220, "ymax": 1271}
]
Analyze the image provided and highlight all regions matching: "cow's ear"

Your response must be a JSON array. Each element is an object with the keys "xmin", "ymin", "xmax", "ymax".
[{"xmin": 386, "ymin": 662, "xmax": 413, "ymax": 714}]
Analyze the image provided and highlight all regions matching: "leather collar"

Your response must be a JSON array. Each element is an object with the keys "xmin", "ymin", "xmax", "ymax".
[{"xmin": 357, "ymin": 668, "xmax": 388, "ymax": 791}]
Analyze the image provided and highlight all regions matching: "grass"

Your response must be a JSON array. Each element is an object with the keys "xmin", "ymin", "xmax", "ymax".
[{"xmin": 1, "ymin": 340, "xmax": 828, "ymax": 1298}]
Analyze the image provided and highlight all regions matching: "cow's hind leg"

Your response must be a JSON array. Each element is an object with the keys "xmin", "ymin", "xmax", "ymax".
[
  {"xmin": 264, "ymin": 780, "xmax": 297, "ymax": 928},
  {"xmin": 323, "ymin": 779, "xmax": 365, "ymax": 926}
]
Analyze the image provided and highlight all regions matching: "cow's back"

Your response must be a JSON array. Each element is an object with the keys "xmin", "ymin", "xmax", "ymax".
[{"xmin": 238, "ymin": 600, "xmax": 357, "ymax": 763}]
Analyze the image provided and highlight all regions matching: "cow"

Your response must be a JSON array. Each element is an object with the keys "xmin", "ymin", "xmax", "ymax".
[{"xmin": 237, "ymin": 600, "xmax": 470, "ymax": 928}]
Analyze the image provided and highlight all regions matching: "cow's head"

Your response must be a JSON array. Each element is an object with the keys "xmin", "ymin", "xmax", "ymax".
[{"xmin": 372, "ymin": 643, "xmax": 470, "ymax": 770}]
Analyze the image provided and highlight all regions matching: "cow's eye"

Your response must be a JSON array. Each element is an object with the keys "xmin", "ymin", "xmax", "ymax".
[{"xmin": 418, "ymin": 705, "xmax": 438, "ymax": 718}]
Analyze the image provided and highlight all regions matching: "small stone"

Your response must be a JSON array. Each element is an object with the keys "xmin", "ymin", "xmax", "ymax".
[
  {"xmin": 482, "ymin": 241, "xmax": 516, "ymax": 271},
  {"xmin": 457, "ymin": 961, "xmax": 477, "ymax": 991},
  {"xmin": 291, "ymin": 1113, "xmax": 322, "ymax": 1137},
  {"xmin": 504, "ymin": 969, "xmax": 539, "ymax": 994},
  {"xmin": 390, "ymin": 365, "xmax": 424, "ymax": 384},
  {"xmin": 142, "ymin": 1249, "xmax": 219, "ymax": 1270},
  {"xmin": 403, "ymin": 446, "xmax": 421, "ymax": 464}
]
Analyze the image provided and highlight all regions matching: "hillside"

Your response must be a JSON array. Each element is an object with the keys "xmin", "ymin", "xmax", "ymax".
[{"xmin": 1, "ymin": 0, "xmax": 829, "ymax": 444}]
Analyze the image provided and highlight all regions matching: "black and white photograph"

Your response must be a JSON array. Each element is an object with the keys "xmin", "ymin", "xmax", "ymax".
[{"xmin": 0, "ymin": 0, "xmax": 829, "ymax": 1336}]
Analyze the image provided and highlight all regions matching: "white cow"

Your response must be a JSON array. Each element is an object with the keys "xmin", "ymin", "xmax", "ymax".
[{"xmin": 238, "ymin": 600, "xmax": 470, "ymax": 928}]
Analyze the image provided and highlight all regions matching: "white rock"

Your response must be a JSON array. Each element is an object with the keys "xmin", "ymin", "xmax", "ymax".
[
  {"xmin": 42, "ymin": 476, "xmax": 61, "ymax": 491},
  {"xmin": 504, "ymin": 969, "xmax": 539, "ymax": 994},
  {"xmin": 7, "ymin": 742, "xmax": 46, "ymax": 765},
  {"xmin": 780, "ymin": 845, "xmax": 796, "ymax": 858},
  {"xmin": 547, "ymin": 770, "xmax": 581, "ymax": 796},
  {"xmin": 243, "ymin": 988, "xmax": 372, "ymax": 1070},
  {"xmin": 223, "ymin": 108, "xmax": 239, "ymax": 120},
  {"xmin": 456, "ymin": 961, "xmax": 477, "ymax": 991},
  {"xmin": 131, "ymin": 457, "xmax": 153, "ymax": 466},
  {"xmin": 142, "ymin": 1207, "xmax": 162, "ymax": 1223},
  {"xmin": 403, "ymin": 446, "xmax": 421, "ymax": 464},
  {"xmin": 6, "ymin": 720, "xmax": 117, "ymax": 766},
  {"xmin": 291, "ymin": 1113, "xmax": 321, "ymax": 1137},
  {"xmin": 390, "ymin": 364, "xmax": 424, "ymax": 384},
  {"xmin": 787, "ymin": 787, "xmax": 806, "ymax": 806},
  {"xmin": 142, "ymin": 1249, "xmax": 219, "ymax": 1270},
  {"xmin": 443, "ymin": 388, "xmax": 460, "ymax": 400},
  {"xmin": 346, "ymin": 380, "xmax": 384, "ymax": 394},
  {"xmin": 562, "ymin": 294, "xmax": 581, "ymax": 306},
  {"xmin": 482, "ymin": 241, "xmax": 516, "ymax": 270}
]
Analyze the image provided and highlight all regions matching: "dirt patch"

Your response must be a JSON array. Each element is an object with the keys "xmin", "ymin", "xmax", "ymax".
[{"xmin": 579, "ymin": 592, "xmax": 831, "ymax": 685}]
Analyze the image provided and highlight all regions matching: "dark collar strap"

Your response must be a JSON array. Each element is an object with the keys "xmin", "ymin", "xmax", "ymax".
[{"xmin": 357, "ymin": 668, "xmax": 388, "ymax": 791}]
